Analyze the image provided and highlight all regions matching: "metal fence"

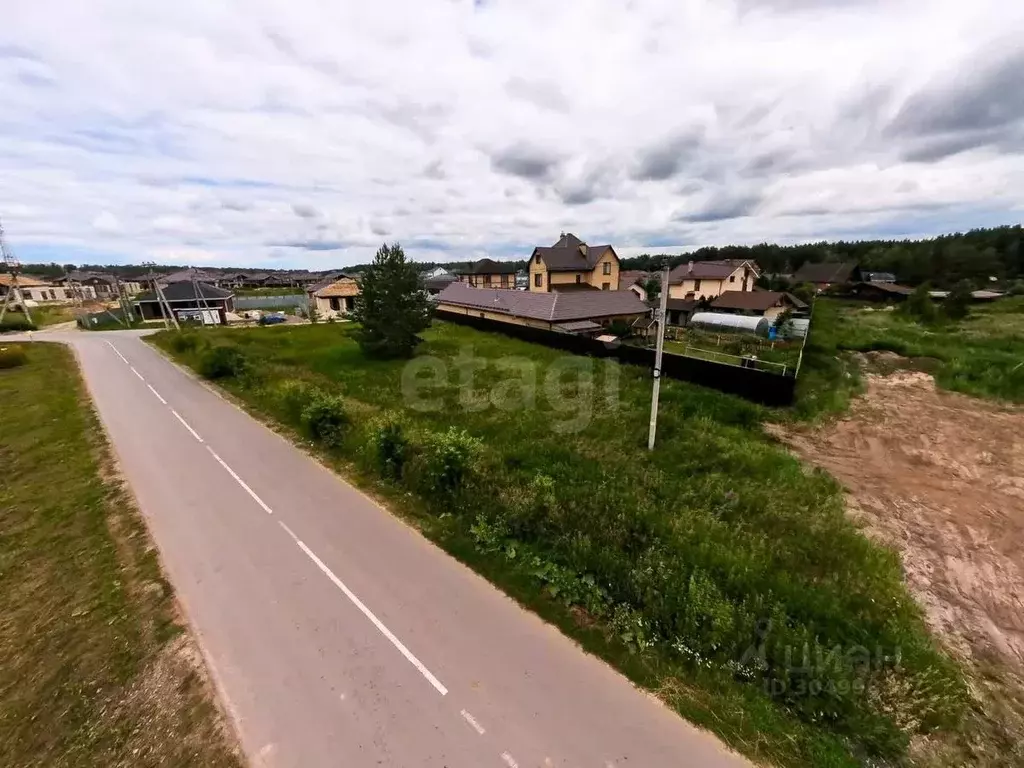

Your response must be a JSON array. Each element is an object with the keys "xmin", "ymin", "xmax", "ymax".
[{"xmin": 234, "ymin": 294, "xmax": 308, "ymax": 311}]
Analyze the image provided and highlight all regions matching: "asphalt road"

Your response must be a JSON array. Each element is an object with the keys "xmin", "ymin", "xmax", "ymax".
[{"xmin": 21, "ymin": 331, "xmax": 749, "ymax": 768}]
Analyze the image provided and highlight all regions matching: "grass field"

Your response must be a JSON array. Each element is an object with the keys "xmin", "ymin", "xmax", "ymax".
[
  {"xmin": 0, "ymin": 343, "xmax": 238, "ymax": 767},
  {"xmin": 234, "ymin": 287, "xmax": 304, "ymax": 296},
  {"xmin": 797, "ymin": 297, "xmax": 1024, "ymax": 414},
  {"xmin": 152, "ymin": 321, "xmax": 969, "ymax": 767}
]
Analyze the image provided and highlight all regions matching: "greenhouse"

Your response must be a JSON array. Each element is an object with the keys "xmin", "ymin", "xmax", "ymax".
[{"xmin": 688, "ymin": 312, "xmax": 772, "ymax": 337}]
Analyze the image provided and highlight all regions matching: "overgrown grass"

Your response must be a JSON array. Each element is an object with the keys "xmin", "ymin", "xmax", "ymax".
[
  {"xmin": 152, "ymin": 322, "xmax": 969, "ymax": 767},
  {"xmin": 234, "ymin": 287, "xmax": 303, "ymax": 296},
  {"xmin": 795, "ymin": 297, "xmax": 1024, "ymax": 415},
  {"xmin": 0, "ymin": 343, "xmax": 238, "ymax": 767}
]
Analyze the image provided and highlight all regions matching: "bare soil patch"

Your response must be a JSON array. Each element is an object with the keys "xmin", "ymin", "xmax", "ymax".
[{"xmin": 772, "ymin": 355, "xmax": 1024, "ymax": 764}]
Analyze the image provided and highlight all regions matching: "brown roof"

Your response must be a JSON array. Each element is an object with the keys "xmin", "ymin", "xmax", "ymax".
[
  {"xmin": 308, "ymin": 272, "xmax": 357, "ymax": 293},
  {"xmin": 532, "ymin": 233, "xmax": 617, "ymax": 273},
  {"xmin": 669, "ymin": 259, "xmax": 756, "ymax": 283},
  {"xmin": 851, "ymin": 281, "xmax": 914, "ymax": 296},
  {"xmin": 710, "ymin": 290, "xmax": 806, "ymax": 312},
  {"xmin": 0, "ymin": 274, "xmax": 49, "ymax": 288},
  {"xmin": 314, "ymin": 278, "xmax": 360, "ymax": 298},
  {"xmin": 460, "ymin": 258, "xmax": 517, "ymax": 275},
  {"xmin": 792, "ymin": 261, "xmax": 860, "ymax": 284},
  {"xmin": 437, "ymin": 282, "xmax": 649, "ymax": 323},
  {"xmin": 618, "ymin": 270, "xmax": 650, "ymax": 289},
  {"xmin": 550, "ymin": 282, "xmax": 600, "ymax": 292}
]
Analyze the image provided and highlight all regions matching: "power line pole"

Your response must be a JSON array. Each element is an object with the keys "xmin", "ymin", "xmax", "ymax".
[
  {"xmin": 0, "ymin": 217, "xmax": 32, "ymax": 326},
  {"xmin": 647, "ymin": 265, "xmax": 670, "ymax": 451},
  {"xmin": 142, "ymin": 262, "xmax": 179, "ymax": 330}
]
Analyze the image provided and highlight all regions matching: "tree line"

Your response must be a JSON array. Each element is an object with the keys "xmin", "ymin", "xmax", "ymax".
[{"xmin": 620, "ymin": 225, "xmax": 1024, "ymax": 289}]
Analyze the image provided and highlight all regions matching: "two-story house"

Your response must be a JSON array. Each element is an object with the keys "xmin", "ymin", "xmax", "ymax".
[
  {"xmin": 528, "ymin": 233, "xmax": 620, "ymax": 293},
  {"xmin": 667, "ymin": 259, "xmax": 759, "ymax": 301},
  {"xmin": 459, "ymin": 258, "xmax": 518, "ymax": 289}
]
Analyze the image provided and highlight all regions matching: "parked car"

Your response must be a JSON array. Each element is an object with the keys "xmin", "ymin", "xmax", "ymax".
[{"xmin": 259, "ymin": 312, "xmax": 288, "ymax": 326}]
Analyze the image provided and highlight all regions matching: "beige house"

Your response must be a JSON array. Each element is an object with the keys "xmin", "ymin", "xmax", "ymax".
[
  {"xmin": 436, "ymin": 281, "xmax": 648, "ymax": 334},
  {"xmin": 307, "ymin": 273, "xmax": 360, "ymax": 319},
  {"xmin": 667, "ymin": 260, "xmax": 759, "ymax": 301},
  {"xmin": 0, "ymin": 274, "xmax": 96, "ymax": 304},
  {"xmin": 528, "ymin": 233, "xmax": 620, "ymax": 293},
  {"xmin": 458, "ymin": 258, "xmax": 518, "ymax": 289}
]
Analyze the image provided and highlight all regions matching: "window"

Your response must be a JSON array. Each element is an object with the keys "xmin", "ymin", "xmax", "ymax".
[
  {"xmin": 575, "ymin": 274, "xmax": 581, "ymax": 284},
  {"xmin": 535, "ymin": 254, "xmax": 540, "ymax": 264},
  {"xmin": 603, "ymin": 262, "xmax": 611, "ymax": 275},
  {"xmin": 534, "ymin": 273, "xmax": 542, "ymax": 287},
  {"xmin": 602, "ymin": 282, "xmax": 610, "ymax": 290},
  {"xmin": 329, "ymin": 297, "xmax": 340, "ymax": 311},
  {"xmin": 694, "ymin": 279, "xmax": 702, "ymax": 291},
  {"xmin": 729, "ymin": 275, "xmax": 735, "ymax": 283},
  {"xmin": 50, "ymin": 290, "xmax": 57, "ymax": 300}
]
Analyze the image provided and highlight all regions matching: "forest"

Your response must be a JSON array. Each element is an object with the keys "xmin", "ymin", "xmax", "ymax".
[{"xmin": 7, "ymin": 225, "xmax": 1023, "ymax": 290}]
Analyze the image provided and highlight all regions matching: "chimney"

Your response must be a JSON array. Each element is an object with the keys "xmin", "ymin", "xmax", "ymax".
[{"xmin": 687, "ymin": 260, "xmax": 694, "ymax": 274}]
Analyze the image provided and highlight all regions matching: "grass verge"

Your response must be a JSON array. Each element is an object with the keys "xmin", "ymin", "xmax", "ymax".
[
  {"xmin": 151, "ymin": 322, "xmax": 971, "ymax": 767},
  {"xmin": 0, "ymin": 342, "xmax": 239, "ymax": 767}
]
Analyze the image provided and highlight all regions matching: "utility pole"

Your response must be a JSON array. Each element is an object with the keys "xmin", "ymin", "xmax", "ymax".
[
  {"xmin": 142, "ymin": 262, "xmax": 179, "ymax": 330},
  {"xmin": 191, "ymin": 267, "xmax": 214, "ymax": 325},
  {"xmin": 647, "ymin": 265, "xmax": 670, "ymax": 451},
  {"xmin": 0, "ymin": 217, "xmax": 32, "ymax": 325}
]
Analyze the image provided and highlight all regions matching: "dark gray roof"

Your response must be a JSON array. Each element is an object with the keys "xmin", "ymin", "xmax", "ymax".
[
  {"xmin": 461, "ymin": 258, "xmax": 518, "ymax": 275},
  {"xmin": 160, "ymin": 268, "xmax": 221, "ymax": 284},
  {"xmin": 792, "ymin": 261, "xmax": 860, "ymax": 284},
  {"xmin": 533, "ymin": 240, "xmax": 615, "ymax": 272},
  {"xmin": 437, "ymin": 282, "xmax": 648, "ymax": 322},
  {"xmin": 554, "ymin": 320, "xmax": 604, "ymax": 333},
  {"xmin": 136, "ymin": 281, "xmax": 233, "ymax": 303}
]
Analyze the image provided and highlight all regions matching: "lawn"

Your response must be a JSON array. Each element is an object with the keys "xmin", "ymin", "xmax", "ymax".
[
  {"xmin": 795, "ymin": 296, "xmax": 1024, "ymax": 417},
  {"xmin": 152, "ymin": 321, "xmax": 968, "ymax": 767},
  {"xmin": 0, "ymin": 343, "xmax": 238, "ymax": 767},
  {"xmin": 234, "ymin": 286, "xmax": 304, "ymax": 296}
]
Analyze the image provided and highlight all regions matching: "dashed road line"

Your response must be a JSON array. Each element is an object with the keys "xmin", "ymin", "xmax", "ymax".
[
  {"xmin": 460, "ymin": 709, "xmax": 486, "ymax": 735},
  {"xmin": 129, "ymin": 365, "xmax": 145, "ymax": 381},
  {"xmin": 104, "ymin": 339, "xmax": 130, "ymax": 364},
  {"xmin": 501, "ymin": 751, "xmax": 520, "ymax": 768},
  {"xmin": 206, "ymin": 446, "xmax": 274, "ymax": 514},
  {"xmin": 294, "ymin": 537, "xmax": 449, "ymax": 697},
  {"xmin": 146, "ymin": 383, "xmax": 168, "ymax": 404},
  {"xmin": 277, "ymin": 519, "xmax": 300, "ymax": 542},
  {"xmin": 171, "ymin": 408, "xmax": 204, "ymax": 443}
]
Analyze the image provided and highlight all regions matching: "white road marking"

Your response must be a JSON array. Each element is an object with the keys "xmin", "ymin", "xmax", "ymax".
[
  {"xmin": 206, "ymin": 446, "xmax": 274, "ymax": 515},
  {"xmin": 170, "ymin": 409, "xmax": 204, "ymax": 443},
  {"xmin": 104, "ymin": 339, "xmax": 130, "ymax": 364},
  {"xmin": 501, "ymin": 751, "xmax": 520, "ymax": 768},
  {"xmin": 460, "ymin": 709, "xmax": 486, "ymax": 735},
  {"xmin": 129, "ymin": 366, "xmax": 145, "ymax": 381},
  {"xmin": 278, "ymin": 519, "xmax": 299, "ymax": 542},
  {"xmin": 146, "ymin": 384, "xmax": 168, "ymax": 404},
  {"xmin": 294, "ymin": 538, "xmax": 448, "ymax": 696}
]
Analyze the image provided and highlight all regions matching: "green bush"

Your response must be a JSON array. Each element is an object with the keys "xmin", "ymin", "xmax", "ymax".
[
  {"xmin": 300, "ymin": 389, "xmax": 349, "ymax": 447},
  {"xmin": 0, "ymin": 347, "xmax": 27, "ymax": 369},
  {"xmin": 368, "ymin": 415, "xmax": 408, "ymax": 478},
  {"xmin": 0, "ymin": 318, "xmax": 37, "ymax": 333},
  {"xmin": 416, "ymin": 427, "xmax": 481, "ymax": 495},
  {"xmin": 275, "ymin": 379, "xmax": 313, "ymax": 421},
  {"xmin": 1008, "ymin": 280, "xmax": 1024, "ymax": 296},
  {"xmin": 198, "ymin": 345, "xmax": 247, "ymax": 379},
  {"xmin": 167, "ymin": 332, "xmax": 202, "ymax": 354}
]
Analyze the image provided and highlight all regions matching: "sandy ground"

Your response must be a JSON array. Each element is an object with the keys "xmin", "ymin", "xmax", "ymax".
[{"xmin": 776, "ymin": 355, "xmax": 1024, "ymax": 670}]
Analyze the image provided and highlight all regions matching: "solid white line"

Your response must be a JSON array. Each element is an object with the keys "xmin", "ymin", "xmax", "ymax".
[
  {"xmin": 130, "ymin": 366, "xmax": 145, "ymax": 381},
  {"xmin": 501, "ymin": 752, "xmax": 520, "ymax": 768},
  {"xmin": 146, "ymin": 383, "xmax": 168, "ymax": 405},
  {"xmin": 460, "ymin": 709, "xmax": 486, "ymax": 735},
  {"xmin": 170, "ymin": 409, "xmax": 204, "ymax": 443},
  {"xmin": 104, "ymin": 339, "xmax": 130, "ymax": 364},
  {"xmin": 294, "ymin": 539, "xmax": 448, "ymax": 696},
  {"xmin": 205, "ymin": 446, "xmax": 274, "ymax": 515}
]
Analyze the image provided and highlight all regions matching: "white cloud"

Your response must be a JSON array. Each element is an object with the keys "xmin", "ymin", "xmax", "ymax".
[{"xmin": 1, "ymin": 0, "xmax": 1022, "ymax": 268}]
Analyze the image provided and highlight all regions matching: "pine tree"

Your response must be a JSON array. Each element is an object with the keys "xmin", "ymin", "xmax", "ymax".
[{"xmin": 351, "ymin": 243, "xmax": 431, "ymax": 359}]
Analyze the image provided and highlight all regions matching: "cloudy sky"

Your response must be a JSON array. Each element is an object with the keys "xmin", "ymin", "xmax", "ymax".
[{"xmin": 2, "ymin": 0, "xmax": 1023, "ymax": 268}]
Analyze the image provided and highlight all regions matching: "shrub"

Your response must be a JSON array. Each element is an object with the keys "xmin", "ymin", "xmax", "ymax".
[
  {"xmin": 899, "ymin": 284, "xmax": 939, "ymax": 324},
  {"xmin": 606, "ymin": 319, "xmax": 633, "ymax": 338},
  {"xmin": 1008, "ymin": 280, "xmax": 1024, "ymax": 296},
  {"xmin": 167, "ymin": 332, "xmax": 202, "ymax": 354},
  {"xmin": 417, "ymin": 427, "xmax": 481, "ymax": 495},
  {"xmin": 942, "ymin": 280, "xmax": 972, "ymax": 321},
  {"xmin": 368, "ymin": 415, "xmax": 408, "ymax": 478},
  {"xmin": 300, "ymin": 389, "xmax": 349, "ymax": 447},
  {"xmin": 0, "ymin": 318, "xmax": 37, "ymax": 333},
  {"xmin": 198, "ymin": 345, "xmax": 247, "ymax": 379},
  {"xmin": 0, "ymin": 347, "xmax": 27, "ymax": 369},
  {"xmin": 276, "ymin": 379, "xmax": 313, "ymax": 421}
]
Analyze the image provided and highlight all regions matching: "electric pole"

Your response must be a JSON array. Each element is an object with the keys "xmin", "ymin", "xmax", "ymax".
[
  {"xmin": 647, "ymin": 265, "xmax": 670, "ymax": 451},
  {"xmin": 142, "ymin": 262, "xmax": 179, "ymax": 330},
  {"xmin": 0, "ymin": 217, "xmax": 32, "ymax": 325}
]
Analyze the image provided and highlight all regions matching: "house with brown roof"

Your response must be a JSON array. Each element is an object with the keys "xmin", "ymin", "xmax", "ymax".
[
  {"xmin": 307, "ymin": 273, "xmax": 360, "ymax": 319},
  {"xmin": 667, "ymin": 259, "xmax": 759, "ymax": 301},
  {"xmin": 528, "ymin": 233, "xmax": 621, "ymax": 293},
  {"xmin": 436, "ymin": 281, "xmax": 648, "ymax": 334},
  {"xmin": 458, "ymin": 258, "xmax": 518, "ymax": 289},
  {"xmin": 791, "ymin": 261, "xmax": 862, "ymax": 291},
  {"xmin": 619, "ymin": 270, "xmax": 652, "ymax": 300},
  {"xmin": 709, "ymin": 290, "xmax": 807, "ymax": 320}
]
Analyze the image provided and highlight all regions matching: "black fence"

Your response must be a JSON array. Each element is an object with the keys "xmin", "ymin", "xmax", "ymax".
[{"xmin": 435, "ymin": 310, "xmax": 796, "ymax": 406}]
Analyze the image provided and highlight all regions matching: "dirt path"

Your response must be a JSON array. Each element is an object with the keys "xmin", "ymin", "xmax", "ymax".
[{"xmin": 771, "ymin": 356, "xmax": 1024, "ymax": 763}]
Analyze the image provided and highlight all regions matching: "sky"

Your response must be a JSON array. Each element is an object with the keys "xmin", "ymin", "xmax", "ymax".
[{"xmin": 2, "ymin": 0, "xmax": 1023, "ymax": 269}]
